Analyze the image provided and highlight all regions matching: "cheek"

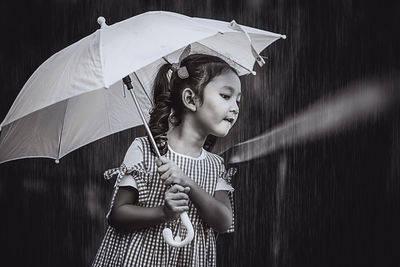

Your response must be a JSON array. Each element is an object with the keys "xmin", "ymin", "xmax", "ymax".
[{"xmin": 204, "ymin": 101, "xmax": 222, "ymax": 118}]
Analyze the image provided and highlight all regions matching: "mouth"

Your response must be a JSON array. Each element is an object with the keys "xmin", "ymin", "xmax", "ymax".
[{"xmin": 223, "ymin": 118, "xmax": 235, "ymax": 124}]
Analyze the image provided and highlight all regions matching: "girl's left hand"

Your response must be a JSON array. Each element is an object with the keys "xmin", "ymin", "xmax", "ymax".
[{"xmin": 156, "ymin": 156, "xmax": 192, "ymax": 187}]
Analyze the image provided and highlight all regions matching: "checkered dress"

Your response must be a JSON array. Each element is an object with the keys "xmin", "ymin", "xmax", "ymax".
[{"xmin": 92, "ymin": 136, "xmax": 235, "ymax": 267}]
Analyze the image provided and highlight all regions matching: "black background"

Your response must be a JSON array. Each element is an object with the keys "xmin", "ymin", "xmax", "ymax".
[{"xmin": 0, "ymin": 0, "xmax": 399, "ymax": 266}]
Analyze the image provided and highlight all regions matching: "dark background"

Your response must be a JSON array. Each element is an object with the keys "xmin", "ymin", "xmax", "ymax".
[{"xmin": 1, "ymin": 0, "xmax": 399, "ymax": 266}]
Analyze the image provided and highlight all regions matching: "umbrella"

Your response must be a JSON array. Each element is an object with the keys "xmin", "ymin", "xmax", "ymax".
[{"xmin": 0, "ymin": 11, "xmax": 286, "ymax": 246}]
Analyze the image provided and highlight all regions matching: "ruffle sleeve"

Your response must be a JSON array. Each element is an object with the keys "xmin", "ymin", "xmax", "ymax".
[
  {"xmin": 103, "ymin": 139, "xmax": 149, "ymax": 218},
  {"xmin": 217, "ymin": 164, "xmax": 237, "ymax": 233}
]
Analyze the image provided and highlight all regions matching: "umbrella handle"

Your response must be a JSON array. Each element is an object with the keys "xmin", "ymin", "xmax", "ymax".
[{"xmin": 162, "ymin": 212, "xmax": 194, "ymax": 247}]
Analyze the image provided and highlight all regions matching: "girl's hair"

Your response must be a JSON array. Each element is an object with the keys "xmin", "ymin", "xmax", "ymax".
[{"xmin": 148, "ymin": 54, "xmax": 238, "ymax": 155}]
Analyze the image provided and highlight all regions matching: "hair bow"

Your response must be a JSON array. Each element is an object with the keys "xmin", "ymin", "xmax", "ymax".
[{"xmin": 166, "ymin": 44, "xmax": 191, "ymax": 80}]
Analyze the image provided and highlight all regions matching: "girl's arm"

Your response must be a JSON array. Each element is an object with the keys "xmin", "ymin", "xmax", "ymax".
[
  {"xmin": 186, "ymin": 182, "xmax": 233, "ymax": 233},
  {"xmin": 157, "ymin": 157, "xmax": 233, "ymax": 233},
  {"xmin": 108, "ymin": 183, "xmax": 190, "ymax": 232}
]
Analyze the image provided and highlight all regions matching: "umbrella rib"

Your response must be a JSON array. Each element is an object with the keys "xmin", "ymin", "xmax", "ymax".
[
  {"xmin": 162, "ymin": 57, "xmax": 171, "ymax": 64},
  {"xmin": 56, "ymin": 99, "xmax": 69, "ymax": 161},
  {"xmin": 197, "ymin": 41, "xmax": 256, "ymax": 75},
  {"xmin": 133, "ymin": 72, "xmax": 154, "ymax": 106},
  {"xmin": 163, "ymin": 43, "xmax": 255, "ymax": 75}
]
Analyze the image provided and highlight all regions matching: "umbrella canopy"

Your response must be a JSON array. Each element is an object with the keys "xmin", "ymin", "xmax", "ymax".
[{"xmin": 0, "ymin": 11, "xmax": 286, "ymax": 164}]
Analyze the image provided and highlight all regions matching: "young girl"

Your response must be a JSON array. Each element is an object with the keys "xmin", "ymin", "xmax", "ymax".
[{"xmin": 92, "ymin": 54, "xmax": 241, "ymax": 266}]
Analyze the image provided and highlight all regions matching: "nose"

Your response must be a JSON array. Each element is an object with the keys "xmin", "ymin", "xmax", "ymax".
[{"xmin": 230, "ymin": 101, "xmax": 239, "ymax": 115}]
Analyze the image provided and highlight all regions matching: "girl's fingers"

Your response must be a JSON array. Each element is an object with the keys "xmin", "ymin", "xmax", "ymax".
[
  {"xmin": 157, "ymin": 162, "xmax": 171, "ymax": 173},
  {"xmin": 164, "ymin": 177, "xmax": 174, "ymax": 186},
  {"xmin": 169, "ymin": 199, "xmax": 189, "ymax": 207},
  {"xmin": 168, "ymin": 184, "xmax": 185, "ymax": 193},
  {"xmin": 166, "ymin": 192, "xmax": 189, "ymax": 200},
  {"xmin": 156, "ymin": 157, "xmax": 169, "ymax": 167},
  {"xmin": 160, "ymin": 169, "xmax": 172, "ymax": 180},
  {"xmin": 159, "ymin": 156, "xmax": 170, "ymax": 164}
]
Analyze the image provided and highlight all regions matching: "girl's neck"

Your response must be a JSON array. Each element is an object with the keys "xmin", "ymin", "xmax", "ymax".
[{"xmin": 167, "ymin": 121, "xmax": 206, "ymax": 158}]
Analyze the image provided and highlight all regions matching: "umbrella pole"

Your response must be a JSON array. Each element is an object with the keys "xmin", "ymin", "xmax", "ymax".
[
  {"xmin": 122, "ymin": 76, "xmax": 161, "ymax": 158},
  {"xmin": 122, "ymin": 75, "xmax": 194, "ymax": 247}
]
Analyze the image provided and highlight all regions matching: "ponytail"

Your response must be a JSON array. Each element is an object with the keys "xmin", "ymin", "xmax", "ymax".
[{"xmin": 148, "ymin": 63, "xmax": 172, "ymax": 155}]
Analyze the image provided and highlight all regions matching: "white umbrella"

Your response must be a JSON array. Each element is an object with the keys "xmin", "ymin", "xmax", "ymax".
[
  {"xmin": 0, "ymin": 11, "xmax": 285, "ymax": 163},
  {"xmin": 0, "ymin": 10, "xmax": 286, "ymax": 246}
]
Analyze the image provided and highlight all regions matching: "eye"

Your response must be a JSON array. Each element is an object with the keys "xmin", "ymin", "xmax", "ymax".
[{"xmin": 220, "ymin": 94, "xmax": 230, "ymax": 100}]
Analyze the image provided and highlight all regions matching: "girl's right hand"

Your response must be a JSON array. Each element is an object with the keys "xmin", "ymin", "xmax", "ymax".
[{"xmin": 163, "ymin": 184, "xmax": 190, "ymax": 221}]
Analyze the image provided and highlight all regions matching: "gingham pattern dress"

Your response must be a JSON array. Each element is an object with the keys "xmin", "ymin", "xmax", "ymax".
[{"xmin": 92, "ymin": 136, "xmax": 235, "ymax": 267}]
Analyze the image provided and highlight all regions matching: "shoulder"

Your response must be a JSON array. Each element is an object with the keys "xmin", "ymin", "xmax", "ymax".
[
  {"xmin": 204, "ymin": 150, "xmax": 225, "ymax": 165},
  {"xmin": 122, "ymin": 137, "xmax": 146, "ymax": 168},
  {"xmin": 125, "ymin": 138, "xmax": 144, "ymax": 154},
  {"xmin": 204, "ymin": 151, "xmax": 236, "ymax": 176}
]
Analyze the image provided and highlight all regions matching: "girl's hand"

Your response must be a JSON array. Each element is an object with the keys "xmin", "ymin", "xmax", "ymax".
[
  {"xmin": 156, "ymin": 156, "xmax": 192, "ymax": 187},
  {"xmin": 163, "ymin": 184, "xmax": 190, "ymax": 221}
]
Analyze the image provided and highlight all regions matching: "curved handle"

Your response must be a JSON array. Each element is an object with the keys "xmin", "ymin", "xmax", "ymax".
[{"xmin": 162, "ymin": 212, "xmax": 194, "ymax": 247}]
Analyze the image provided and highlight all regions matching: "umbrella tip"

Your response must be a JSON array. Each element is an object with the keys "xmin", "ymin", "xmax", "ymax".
[
  {"xmin": 281, "ymin": 35, "xmax": 287, "ymax": 39},
  {"xmin": 97, "ymin": 16, "xmax": 108, "ymax": 29},
  {"xmin": 55, "ymin": 159, "xmax": 60, "ymax": 164}
]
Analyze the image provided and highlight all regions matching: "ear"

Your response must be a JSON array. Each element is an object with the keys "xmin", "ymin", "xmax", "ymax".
[{"xmin": 182, "ymin": 88, "xmax": 198, "ymax": 112}]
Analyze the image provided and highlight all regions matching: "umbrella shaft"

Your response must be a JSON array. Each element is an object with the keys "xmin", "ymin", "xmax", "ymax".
[{"xmin": 128, "ymin": 89, "xmax": 162, "ymax": 158}]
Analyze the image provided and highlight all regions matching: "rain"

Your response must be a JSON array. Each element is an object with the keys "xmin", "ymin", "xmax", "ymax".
[{"xmin": 0, "ymin": 0, "xmax": 399, "ymax": 266}]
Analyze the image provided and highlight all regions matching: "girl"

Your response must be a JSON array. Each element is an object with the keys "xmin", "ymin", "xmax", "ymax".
[{"xmin": 92, "ymin": 54, "xmax": 241, "ymax": 266}]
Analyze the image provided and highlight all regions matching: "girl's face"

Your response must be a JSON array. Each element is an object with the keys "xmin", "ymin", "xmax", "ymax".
[{"xmin": 193, "ymin": 70, "xmax": 241, "ymax": 137}]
